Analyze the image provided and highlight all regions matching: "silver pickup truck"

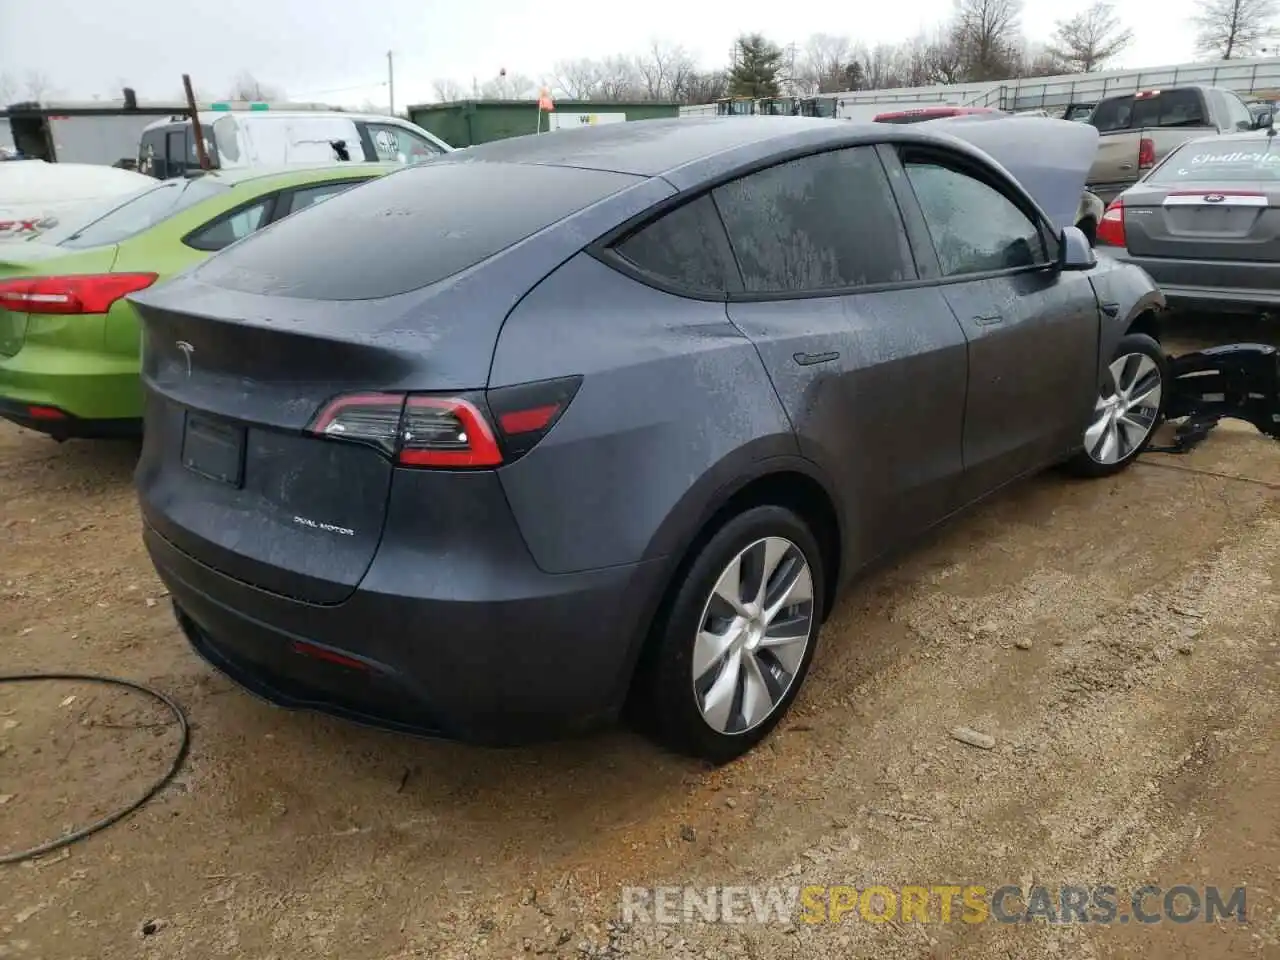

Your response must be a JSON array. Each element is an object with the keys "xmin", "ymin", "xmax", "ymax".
[{"xmin": 1085, "ymin": 85, "xmax": 1270, "ymax": 205}]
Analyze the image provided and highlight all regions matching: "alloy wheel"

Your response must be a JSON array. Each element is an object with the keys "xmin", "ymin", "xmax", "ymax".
[
  {"xmin": 1085, "ymin": 352, "xmax": 1162, "ymax": 465},
  {"xmin": 691, "ymin": 536, "xmax": 816, "ymax": 735}
]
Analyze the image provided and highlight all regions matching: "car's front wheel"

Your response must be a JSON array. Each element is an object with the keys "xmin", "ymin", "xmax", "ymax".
[
  {"xmin": 1065, "ymin": 332, "xmax": 1167, "ymax": 477},
  {"xmin": 638, "ymin": 505, "xmax": 825, "ymax": 764}
]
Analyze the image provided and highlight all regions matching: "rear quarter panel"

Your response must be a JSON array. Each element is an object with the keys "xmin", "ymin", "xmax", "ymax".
[
  {"xmin": 489, "ymin": 251, "xmax": 801, "ymax": 576},
  {"xmin": 106, "ymin": 233, "xmax": 207, "ymax": 356}
]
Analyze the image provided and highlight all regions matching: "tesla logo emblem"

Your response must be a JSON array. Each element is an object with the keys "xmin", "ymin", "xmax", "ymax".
[
  {"xmin": 1205, "ymin": 194, "xmax": 1226, "ymax": 202},
  {"xmin": 175, "ymin": 340, "xmax": 194, "ymax": 377}
]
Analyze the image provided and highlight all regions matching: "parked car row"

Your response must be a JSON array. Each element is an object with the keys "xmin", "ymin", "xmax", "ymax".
[
  {"xmin": 0, "ymin": 115, "xmax": 1177, "ymax": 762},
  {"xmin": 0, "ymin": 108, "xmax": 453, "ymax": 245},
  {"xmin": 136, "ymin": 109, "xmax": 451, "ymax": 179},
  {"xmin": 1095, "ymin": 128, "xmax": 1280, "ymax": 317},
  {"xmin": 1083, "ymin": 84, "xmax": 1272, "ymax": 204}
]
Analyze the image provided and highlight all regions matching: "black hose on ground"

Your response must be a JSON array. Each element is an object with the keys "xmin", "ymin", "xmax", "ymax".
[{"xmin": 0, "ymin": 673, "xmax": 189, "ymax": 865}]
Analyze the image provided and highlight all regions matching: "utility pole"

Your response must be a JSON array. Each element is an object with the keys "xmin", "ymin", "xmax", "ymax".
[
  {"xmin": 387, "ymin": 50, "xmax": 396, "ymax": 116},
  {"xmin": 183, "ymin": 73, "xmax": 210, "ymax": 170}
]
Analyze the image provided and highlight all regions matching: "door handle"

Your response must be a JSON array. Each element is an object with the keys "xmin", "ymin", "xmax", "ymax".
[
  {"xmin": 973, "ymin": 314, "xmax": 1003, "ymax": 326},
  {"xmin": 1101, "ymin": 302, "xmax": 1120, "ymax": 318}
]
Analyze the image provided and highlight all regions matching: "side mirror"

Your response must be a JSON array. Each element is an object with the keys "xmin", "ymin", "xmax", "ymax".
[{"xmin": 1059, "ymin": 225, "xmax": 1096, "ymax": 271}]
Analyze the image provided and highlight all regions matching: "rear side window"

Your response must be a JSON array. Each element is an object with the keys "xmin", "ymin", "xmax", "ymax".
[
  {"xmin": 614, "ymin": 195, "xmax": 739, "ymax": 295},
  {"xmin": 284, "ymin": 180, "xmax": 367, "ymax": 215},
  {"xmin": 1091, "ymin": 90, "xmax": 1207, "ymax": 132},
  {"xmin": 196, "ymin": 161, "xmax": 639, "ymax": 300},
  {"xmin": 712, "ymin": 146, "xmax": 915, "ymax": 293},
  {"xmin": 185, "ymin": 197, "xmax": 274, "ymax": 251}
]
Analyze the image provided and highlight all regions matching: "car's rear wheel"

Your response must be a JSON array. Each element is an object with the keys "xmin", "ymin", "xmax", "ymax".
[
  {"xmin": 1065, "ymin": 332, "xmax": 1167, "ymax": 477},
  {"xmin": 637, "ymin": 505, "xmax": 824, "ymax": 764}
]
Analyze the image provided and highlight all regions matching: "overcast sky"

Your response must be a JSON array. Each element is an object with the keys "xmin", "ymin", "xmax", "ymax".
[{"xmin": 0, "ymin": 0, "xmax": 1215, "ymax": 109}]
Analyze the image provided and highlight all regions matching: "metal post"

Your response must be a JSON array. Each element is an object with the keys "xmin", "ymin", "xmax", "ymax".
[
  {"xmin": 388, "ymin": 51, "xmax": 395, "ymax": 116},
  {"xmin": 183, "ymin": 73, "xmax": 210, "ymax": 170}
]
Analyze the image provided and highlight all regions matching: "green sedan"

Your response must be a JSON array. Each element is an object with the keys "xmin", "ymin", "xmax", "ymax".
[{"xmin": 0, "ymin": 162, "xmax": 401, "ymax": 439}]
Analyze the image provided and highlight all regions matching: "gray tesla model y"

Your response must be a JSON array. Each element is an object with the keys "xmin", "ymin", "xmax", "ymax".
[{"xmin": 130, "ymin": 115, "xmax": 1167, "ymax": 763}]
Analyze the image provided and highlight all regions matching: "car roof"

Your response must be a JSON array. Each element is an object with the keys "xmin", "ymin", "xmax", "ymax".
[
  {"xmin": 140, "ymin": 112, "xmax": 424, "ymax": 134},
  {"xmin": 448, "ymin": 116, "xmax": 880, "ymax": 178},
  {"xmin": 190, "ymin": 161, "xmax": 403, "ymax": 188}
]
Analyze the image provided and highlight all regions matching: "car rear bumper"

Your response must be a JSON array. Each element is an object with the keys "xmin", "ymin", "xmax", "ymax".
[
  {"xmin": 144, "ymin": 520, "xmax": 670, "ymax": 745},
  {"xmin": 1100, "ymin": 249, "xmax": 1280, "ymax": 313},
  {"xmin": 0, "ymin": 396, "xmax": 141, "ymax": 440},
  {"xmin": 0, "ymin": 341, "xmax": 143, "ymax": 433}
]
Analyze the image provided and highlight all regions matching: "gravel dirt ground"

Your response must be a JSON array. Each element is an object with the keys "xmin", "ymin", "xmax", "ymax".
[{"xmin": 2, "ymin": 318, "xmax": 1278, "ymax": 960}]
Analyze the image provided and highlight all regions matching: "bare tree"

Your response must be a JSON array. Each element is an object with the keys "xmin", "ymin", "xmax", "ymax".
[
  {"xmin": 229, "ymin": 71, "xmax": 285, "ymax": 101},
  {"xmin": 552, "ymin": 59, "xmax": 604, "ymax": 99},
  {"xmin": 22, "ymin": 70, "xmax": 54, "ymax": 101},
  {"xmin": 1046, "ymin": 1, "xmax": 1134, "ymax": 71},
  {"xmin": 0, "ymin": 72, "xmax": 16, "ymax": 106},
  {"xmin": 796, "ymin": 33, "xmax": 855, "ymax": 94},
  {"xmin": 952, "ymin": 0, "xmax": 1025, "ymax": 81},
  {"xmin": 479, "ymin": 71, "xmax": 538, "ymax": 99},
  {"xmin": 1192, "ymin": 0, "xmax": 1278, "ymax": 58},
  {"xmin": 432, "ymin": 78, "xmax": 465, "ymax": 102},
  {"xmin": 684, "ymin": 70, "xmax": 729, "ymax": 104},
  {"xmin": 635, "ymin": 41, "xmax": 698, "ymax": 101},
  {"xmin": 596, "ymin": 55, "xmax": 642, "ymax": 100}
]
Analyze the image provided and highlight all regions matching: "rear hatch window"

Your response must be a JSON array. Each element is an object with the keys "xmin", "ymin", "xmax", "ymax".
[
  {"xmin": 1148, "ymin": 139, "xmax": 1280, "ymax": 183},
  {"xmin": 194, "ymin": 160, "xmax": 640, "ymax": 301},
  {"xmin": 38, "ymin": 177, "xmax": 229, "ymax": 249}
]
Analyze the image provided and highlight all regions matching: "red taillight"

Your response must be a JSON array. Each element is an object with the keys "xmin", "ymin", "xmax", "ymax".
[
  {"xmin": 1138, "ymin": 137, "xmax": 1155, "ymax": 170},
  {"xmin": 305, "ymin": 376, "xmax": 582, "ymax": 469},
  {"xmin": 1096, "ymin": 199, "xmax": 1126, "ymax": 247},
  {"xmin": 25, "ymin": 405, "xmax": 67, "ymax": 420},
  {"xmin": 0, "ymin": 273, "xmax": 158, "ymax": 315},
  {"xmin": 399, "ymin": 396, "xmax": 502, "ymax": 468}
]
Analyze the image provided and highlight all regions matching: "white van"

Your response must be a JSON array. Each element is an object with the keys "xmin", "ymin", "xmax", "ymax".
[
  {"xmin": 137, "ymin": 110, "xmax": 452, "ymax": 179},
  {"xmin": 0, "ymin": 159, "xmax": 156, "ymax": 239}
]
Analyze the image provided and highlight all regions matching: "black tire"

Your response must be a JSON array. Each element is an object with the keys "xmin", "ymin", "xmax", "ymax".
[
  {"xmin": 1064, "ymin": 332, "xmax": 1168, "ymax": 478},
  {"xmin": 635, "ymin": 504, "xmax": 826, "ymax": 764}
]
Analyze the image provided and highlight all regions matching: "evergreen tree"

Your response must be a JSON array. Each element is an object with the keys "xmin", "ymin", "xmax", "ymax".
[{"xmin": 729, "ymin": 34, "xmax": 785, "ymax": 98}]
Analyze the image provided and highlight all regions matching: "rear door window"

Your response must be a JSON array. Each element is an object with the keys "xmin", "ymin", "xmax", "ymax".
[
  {"xmin": 712, "ymin": 145, "xmax": 916, "ymax": 293},
  {"xmin": 613, "ymin": 194, "xmax": 740, "ymax": 295},
  {"xmin": 196, "ymin": 161, "xmax": 640, "ymax": 300},
  {"xmin": 185, "ymin": 197, "xmax": 275, "ymax": 251}
]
